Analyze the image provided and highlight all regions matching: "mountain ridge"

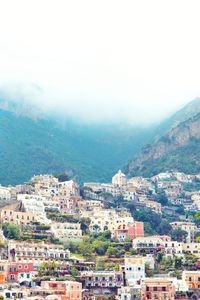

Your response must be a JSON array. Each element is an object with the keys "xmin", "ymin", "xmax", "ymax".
[
  {"xmin": 0, "ymin": 107, "xmax": 154, "ymax": 185},
  {"xmin": 125, "ymin": 98, "xmax": 200, "ymax": 177}
]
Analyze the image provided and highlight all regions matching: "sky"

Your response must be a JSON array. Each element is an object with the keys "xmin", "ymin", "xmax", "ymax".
[{"xmin": 0, "ymin": 0, "xmax": 200, "ymax": 124}]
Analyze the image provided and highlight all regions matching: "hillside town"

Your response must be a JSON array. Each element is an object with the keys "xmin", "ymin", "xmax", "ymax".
[{"xmin": 0, "ymin": 170, "xmax": 199, "ymax": 299}]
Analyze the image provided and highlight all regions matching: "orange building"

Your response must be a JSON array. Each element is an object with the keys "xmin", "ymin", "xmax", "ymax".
[
  {"xmin": 40, "ymin": 280, "xmax": 82, "ymax": 300},
  {"xmin": 141, "ymin": 278, "xmax": 175, "ymax": 300}
]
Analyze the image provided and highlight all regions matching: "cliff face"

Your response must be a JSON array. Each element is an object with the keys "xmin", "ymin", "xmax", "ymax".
[{"xmin": 125, "ymin": 113, "xmax": 200, "ymax": 177}]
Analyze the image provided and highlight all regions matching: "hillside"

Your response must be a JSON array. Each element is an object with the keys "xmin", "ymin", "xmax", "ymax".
[
  {"xmin": 0, "ymin": 108, "xmax": 154, "ymax": 185},
  {"xmin": 125, "ymin": 109, "xmax": 200, "ymax": 178}
]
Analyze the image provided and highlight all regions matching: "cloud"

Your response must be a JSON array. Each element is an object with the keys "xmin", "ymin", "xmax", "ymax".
[{"xmin": 0, "ymin": 0, "xmax": 199, "ymax": 124}]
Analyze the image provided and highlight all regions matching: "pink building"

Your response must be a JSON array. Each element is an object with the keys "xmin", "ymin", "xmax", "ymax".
[
  {"xmin": 114, "ymin": 221, "xmax": 144, "ymax": 241},
  {"xmin": 7, "ymin": 262, "xmax": 36, "ymax": 282}
]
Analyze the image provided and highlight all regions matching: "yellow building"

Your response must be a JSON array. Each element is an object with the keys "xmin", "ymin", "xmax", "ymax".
[
  {"xmin": 182, "ymin": 270, "xmax": 200, "ymax": 289},
  {"xmin": 182, "ymin": 243, "xmax": 200, "ymax": 257}
]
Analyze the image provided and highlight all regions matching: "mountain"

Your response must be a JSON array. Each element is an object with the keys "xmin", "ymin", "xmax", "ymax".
[
  {"xmin": 0, "ymin": 107, "xmax": 155, "ymax": 185},
  {"xmin": 124, "ymin": 98, "xmax": 200, "ymax": 177}
]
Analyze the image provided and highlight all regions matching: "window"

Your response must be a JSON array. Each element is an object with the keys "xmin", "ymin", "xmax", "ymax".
[
  {"xmin": 162, "ymin": 287, "xmax": 166, "ymax": 292},
  {"xmin": 153, "ymin": 287, "xmax": 157, "ymax": 291},
  {"xmin": 189, "ymin": 277, "xmax": 192, "ymax": 281}
]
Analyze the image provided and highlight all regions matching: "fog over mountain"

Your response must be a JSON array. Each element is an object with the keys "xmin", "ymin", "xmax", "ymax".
[{"xmin": 0, "ymin": 1, "xmax": 200, "ymax": 124}]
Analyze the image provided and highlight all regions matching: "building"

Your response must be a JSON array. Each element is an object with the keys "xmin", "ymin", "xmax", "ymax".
[
  {"xmin": 139, "ymin": 198, "xmax": 162, "ymax": 214},
  {"xmin": 163, "ymin": 241, "xmax": 183, "ymax": 257},
  {"xmin": 182, "ymin": 271, "xmax": 200, "ymax": 289},
  {"xmin": 0, "ymin": 209, "xmax": 42, "ymax": 226},
  {"xmin": 182, "ymin": 243, "xmax": 200, "ymax": 257},
  {"xmin": 112, "ymin": 170, "xmax": 127, "ymax": 187},
  {"xmin": 81, "ymin": 270, "xmax": 124, "ymax": 289},
  {"xmin": 59, "ymin": 196, "xmax": 81, "ymax": 214},
  {"xmin": 141, "ymin": 278, "xmax": 176, "ymax": 300},
  {"xmin": 132, "ymin": 236, "xmax": 171, "ymax": 254},
  {"xmin": 18, "ymin": 194, "xmax": 46, "ymax": 215},
  {"xmin": 117, "ymin": 286, "xmax": 141, "ymax": 300},
  {"xmin": 113, "ymin": 221, "xmax": 144, "ymax": 242},
  {"xmin": 7, "ymin": 262, "xmax": 36, "ymax": 283},
  {"xmin": 51, "ymin": 222, "xmax": 82, "ymax": 242},
  {"xmin": 40, "ymin": 281, "xmax": 82, "ymax": 300},
  {"xmin": 170, "ymin": 221, "xmax": 198, "ymax": 243},
  {"xmin": 123, "ymin": 256, "xmax": 145, "ymax": 286},
  {"xmin": 8, "ymin": 240, "xmax": 70, "ymax": 262},
  {"xmin": 0, "ymin": 186, "xmax": 12, "ymax": 203}
]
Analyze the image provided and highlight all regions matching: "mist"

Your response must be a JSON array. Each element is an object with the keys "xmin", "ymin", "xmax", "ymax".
[{"xmin": 0, "ymin": 1, "xmax": 200, "ymax": 124}]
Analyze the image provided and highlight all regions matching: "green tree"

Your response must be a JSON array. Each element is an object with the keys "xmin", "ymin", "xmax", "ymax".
[
  {"xmin": 2, "ymin": 223, "xmax": 21, "ymax": 239},
  {"xmin": 106, "ymin": 246, "xmax": 116, "ymax": 257},
  {"xmin": 92, "ymin": 240, "xmax": 108, "ymax": 256},
  {"xmin": 171, "ymin": 229, "xmax": 188, "ymax": 242},
  {"xmin": 55, "ymin": 173, "xmax": 69, "ymax": 182},
  {"xmin": 145, "ymin": 263, "xmax": 154, "ymax": 277},
  {"xmin": 70, "ymin": 267, "xmax": 79, "ymax": 277}
]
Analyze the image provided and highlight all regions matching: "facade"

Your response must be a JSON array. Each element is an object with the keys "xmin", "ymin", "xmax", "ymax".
[
  {"xmin": 59, "ymin": 196, "xmax": 81, "ymax": 214},
  {"xmin": 112, "ymin": 170, "xmax": 127, "ymax": 187},
  {"xmin": 141, "ymin": 278, "xmax": 176, "ymax": 300},
  {"xmin": 0, "ymin": 209, "xmax": 38, "ymax": 226},
  {"xmin": 170, "ymin": 221, "xmax": 198, "ymax": 243},
  {"xmin": 132, "ymin": 236, "xmax": 171, "ymax": 254},
  {"xmin": 113, "ymin": 221, "xmax": 144, "ymax": 242},
  {"xmin": 18, "ymin": 194, "xmax": 46, "ymax": 215},
  {"xmin": 81, "ymin": 271, "xmax": 124, "ymax": 288},
  {"xmin": 182, "ymin": 243, "xmax": 200, "ymax": 257},
  {"xmin": 182, "ymin": 271, "xmax": 200, "ymax": 289},
  {"xmin": 124, "ymin": 256, "xmax": 145, "ymax": 285},
  {"xmin": 8, "ymin": 240, "xmax": 70, "ymax": 262},
  {"xmin": 40, "ymin": 281, "xmax": 82, "ymax": 300},
  {"xmin": 0, "ymin": 187, "xmax": 11, "ymax": 202},
  {"xmin": 117, "ymin": 286, "xmax": 141, "ymax": 300},
  {"xmin": 7, "ymin": 262, "xmax": 36, "ymax": 283},
  {"xmin": 51, "ymin": 222, "xmax": 82, "ymax": 242}
]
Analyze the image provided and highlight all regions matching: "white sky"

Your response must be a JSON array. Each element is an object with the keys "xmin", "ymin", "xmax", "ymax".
[{"xmin": 0, "ymin": 0, "xmax": 200, "ymax": 124}]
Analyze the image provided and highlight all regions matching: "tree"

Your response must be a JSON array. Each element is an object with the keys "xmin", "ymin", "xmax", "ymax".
[
  {"xmin": 2, "ymin": 223, "xmax": 21, "ymax": 239},
  {"xmin": 70, "ymin": 267, "xmax": 79, "ymax": 277},
  {"xmin": 106, "ymin": 246, "xmax": 116, "ymax": 257},
  {"xmin": 55, "ymin": 173, "xmax": 69, "ymax": 182},
  {"xmin": 156, "ymin": 191, "xmax": 169, "ymax": 206},
  {"xmin": 171, "ymin": 229, "xmax": 188, "ymax": 242},
  {"xmin": 157, "ymin": 220, "xmax": 172, "ymax": 235},
  {"xmin": 195, "ymin": 212, "xmax": 200, "ymax": 226},
  {"xmin": 175, "ymin": 258, "xmax": 182, "ymax": 269},
  {"xmin": 196, "ymin": 236, "xmax": 200, "ymax": 243},
  {"xmin": 145, "ymin": 263, "xmax": 154, "ymax": 277},
  {"xmin": 92, "ymin": 240, "xmax": 108, "ymax": 256}
]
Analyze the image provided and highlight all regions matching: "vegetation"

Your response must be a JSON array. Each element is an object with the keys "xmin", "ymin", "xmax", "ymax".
[
  {"xmin": 2, "ymin": 223, "xmax": 21, "ymax": 239},
  {"xmin": 130, "ymin": 209, "xmax": 172, "ymax": 236},
  {"xmin": 0, "ymin": 108, "xmax": 154, "ymax": 185},
  {"xmin": 66, "ymin": 231, "xmax": 132, "ymax": 260}
]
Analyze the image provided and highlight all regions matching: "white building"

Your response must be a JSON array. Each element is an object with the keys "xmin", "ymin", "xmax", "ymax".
[
  {"xmin": 124, "ymin": 256, "xmax": 145, "ymax": 286},
  {"xmin": 112, "ymin": 170, "xmax": 127, "ymax": 187},
  {"xmin": 51, "ymin": 222, "xmax": 82, "ymax": 242}
]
